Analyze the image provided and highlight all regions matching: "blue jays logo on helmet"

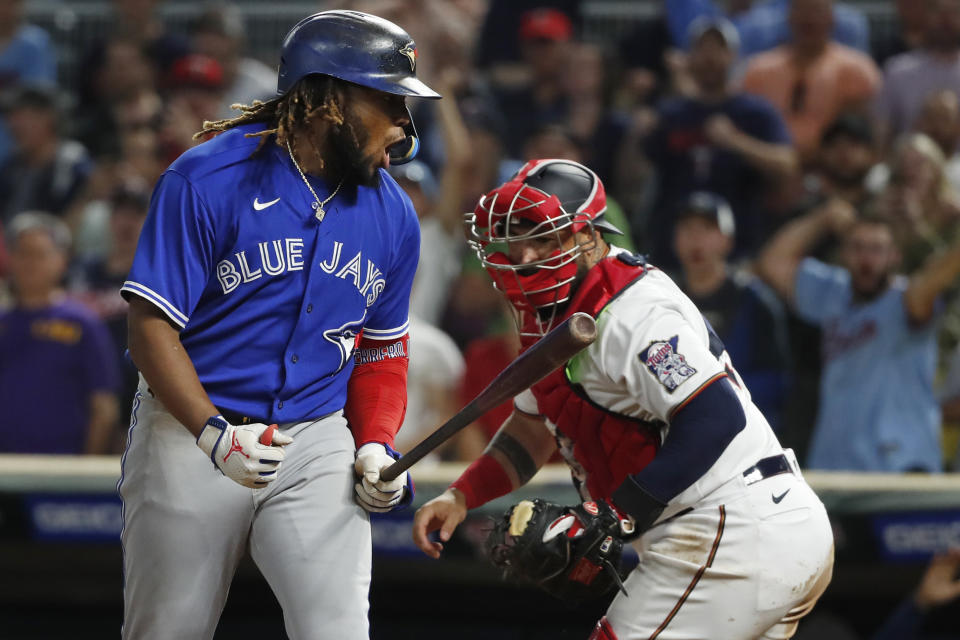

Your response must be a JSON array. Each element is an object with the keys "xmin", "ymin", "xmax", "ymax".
[
  {"xmin": 399, "ymin": 43, "xmax": 417, "ymax": 72},
  {"xmin": 277, "ymin": 10, "xmax": 440, "ymax": 164}
]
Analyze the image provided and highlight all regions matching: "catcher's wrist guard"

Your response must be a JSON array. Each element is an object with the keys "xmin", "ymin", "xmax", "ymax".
[
  {"xmin": 485, "ymin": 498, "xmax": 631, "ymax": 606},
  {"xmin": 450, "ymin": 453, "xmax": 513, "ymax": 509},
  {"xmin": 611, "ymin": 476, "xmax": 667, "ymax": 533}
]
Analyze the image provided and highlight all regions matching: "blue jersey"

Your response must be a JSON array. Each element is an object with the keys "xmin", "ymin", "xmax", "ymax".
[
  {"xmin": 122, "ymin": 124, "xmax": 420, "ymax": 423},
  {"xmin": 794, "ymin": 258, "xmax": 942, "ymax": 472}
]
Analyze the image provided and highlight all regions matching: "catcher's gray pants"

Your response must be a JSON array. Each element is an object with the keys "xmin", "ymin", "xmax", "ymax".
[{"xmin": 119, "ymin": 385, "xmax": 371, "ymax": 640}]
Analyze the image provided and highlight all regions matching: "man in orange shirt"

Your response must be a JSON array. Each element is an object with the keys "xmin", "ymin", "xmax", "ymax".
[{"xmin": 741, "ymin": 0, "xmax": 880, "ymax": 162}]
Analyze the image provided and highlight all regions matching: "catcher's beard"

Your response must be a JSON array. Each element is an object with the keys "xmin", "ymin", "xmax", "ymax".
[{"xmin": 532, "ymin": 239, "xmax": 599, "ymax": 324}]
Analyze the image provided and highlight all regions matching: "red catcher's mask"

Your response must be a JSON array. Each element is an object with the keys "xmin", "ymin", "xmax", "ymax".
[{"xmin": 465, "ymin": 159, "xmax": 620, "ymax": 336}]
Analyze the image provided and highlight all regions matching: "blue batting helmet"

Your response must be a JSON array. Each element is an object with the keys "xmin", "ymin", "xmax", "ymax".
[{"xmin": 277, "ymin": 10, "xmax": 441, "ymax": 165}]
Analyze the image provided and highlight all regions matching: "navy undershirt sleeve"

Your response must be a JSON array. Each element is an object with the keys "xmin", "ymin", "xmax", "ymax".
[{"xmin": 612, "ymin": 377, "xmax": 746, "ymax": 529}]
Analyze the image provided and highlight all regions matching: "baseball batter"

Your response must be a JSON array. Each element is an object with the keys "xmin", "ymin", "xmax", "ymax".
[
  {"xmin": 119, "ymin": 12, "xmax": 439, "ymax": 639},
  {"xmin": 413, "ymin": 159, "xmax": 834, "ymax": 639}
]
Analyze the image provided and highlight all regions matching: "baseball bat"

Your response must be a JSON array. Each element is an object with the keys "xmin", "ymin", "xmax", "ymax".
[{"xmin": 379, "ymin": 312, "xmax": 598, "ymax": 482}]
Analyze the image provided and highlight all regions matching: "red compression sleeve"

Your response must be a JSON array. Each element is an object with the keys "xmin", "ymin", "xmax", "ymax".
[
  {"xmin": 450, "ymin": 454, "xmax": 514, "ymax": 510},
  {"xmin": 345, "ymin": 334, "xmax": 409, "ymax": 448}
]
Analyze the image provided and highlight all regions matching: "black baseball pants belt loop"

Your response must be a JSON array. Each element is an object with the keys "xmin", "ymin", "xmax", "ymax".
[
  {"xmin": 216, "ymin": 407, "xmax": 270, "ymax": 426},
  {"xmin": 216, "ymin": 407, "xmax": 341, "ymax": 427},
  {"xmin": 741, "ymin": 453, "xmax": 792, "ymax": 486}
]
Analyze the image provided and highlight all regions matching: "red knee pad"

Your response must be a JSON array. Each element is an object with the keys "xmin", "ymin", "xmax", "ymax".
[{"xmin": 588, "ymin": 617, "xmax": 618, "ymax": 640}]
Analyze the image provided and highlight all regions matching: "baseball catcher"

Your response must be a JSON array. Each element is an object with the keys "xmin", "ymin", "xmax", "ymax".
[{"xmin": 413, "ymin": 158, "xmax": 834, "ymax": 639}]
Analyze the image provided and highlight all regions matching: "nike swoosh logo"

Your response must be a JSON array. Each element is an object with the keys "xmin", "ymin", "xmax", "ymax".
[
  {"xmin": 253, "ymin": 196, "xmax": 281, "ymax": 210},
  {"xmin": 772, "ymin": 489, "xmax": 790, "ymax": 504}
]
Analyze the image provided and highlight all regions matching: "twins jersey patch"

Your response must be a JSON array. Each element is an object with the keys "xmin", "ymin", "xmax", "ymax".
[{"xmin": 639, "ymin": 335, "xmax": 697, "ymax": 393}]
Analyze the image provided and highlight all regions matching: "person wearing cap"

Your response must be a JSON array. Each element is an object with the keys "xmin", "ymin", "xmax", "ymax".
[
  {"xmin": 474, "ymin": 1, "xmax": 580, "ymax": 73},
  {"xmin": 673, "ymin": 192, "xmax": 791, "ymax": 430},
  {"xmin": 0, "ymin": 85, "xmax": 94, "ymax": 225},
  {"xmin": 643, "ymin": 15, "xmax": 796, "ymax": 266},
  {"xmin": 741, "ymin": 0, "xmax": 880, "ymax": 162},
  {"xmin": 493, "ymin": 7, "xmax": 575, "ymax": 158},
  {"xmin": 0, "ymin": 211, "xmax": 120, "ymax": 455},
  {"xmin": 158, "ymin": 53, "xmax": 228, "ymax": 161}
]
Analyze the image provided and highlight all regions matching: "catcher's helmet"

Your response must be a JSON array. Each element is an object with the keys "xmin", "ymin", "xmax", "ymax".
[
  {"xmin": 466, "ymin": 159, "xmax": 622, "ymax": 335},
  {"xmin": 277, "ymin": 10, "xmax": 440, "ymax": 165}
]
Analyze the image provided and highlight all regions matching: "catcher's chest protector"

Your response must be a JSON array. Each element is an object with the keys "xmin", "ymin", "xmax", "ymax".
[{"xmin": 521, "ymin": 255, "xmax": 660, "ymax": 502}]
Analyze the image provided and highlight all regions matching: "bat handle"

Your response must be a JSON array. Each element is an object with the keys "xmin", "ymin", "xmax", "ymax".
[{"xmin": 380, "ymin": 457, "xmax": 407, "ymax": 483}]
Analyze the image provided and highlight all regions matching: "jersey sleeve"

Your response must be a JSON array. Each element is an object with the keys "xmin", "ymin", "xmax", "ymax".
[
  {"xmin": 363, "ymin": 197, "xmax": 420, "ymax": 340},
  {"xmin": 601, "ymin": 305, "xmax": 727, "ymax": 423},
  {"xmin": 120, "ymin": 171, "xmax": 217, "ymax": 329},
  {"xmin": 513, "ymin": 388, "xmax": 542, "ymax": 416},
  {"xmin": 793, "ymin": 257, "xmax": 850, "ymax": 326}
]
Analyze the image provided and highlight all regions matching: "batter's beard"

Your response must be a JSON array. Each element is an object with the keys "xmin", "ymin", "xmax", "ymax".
[{"xmin": 328, "ymin": 111, "xmax": 381, "ymax": 189}]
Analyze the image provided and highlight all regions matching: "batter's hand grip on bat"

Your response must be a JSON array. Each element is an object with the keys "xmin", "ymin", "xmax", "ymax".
[{"xmin": 379, "ymin": 312, "xmax": 597, "ymax": 482}]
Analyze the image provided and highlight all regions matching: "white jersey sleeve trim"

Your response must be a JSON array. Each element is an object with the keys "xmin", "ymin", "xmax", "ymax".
[
  {"xmin": 513, "ymin": 388, "xmax": 541, "ymax": 416},
  {"xmin": 362, "ymin": 320, "xmax": 410, "ymax": 340},
  {"xmin": 121, "ymin": 281, "xmax": 189, "ymax": 329}
]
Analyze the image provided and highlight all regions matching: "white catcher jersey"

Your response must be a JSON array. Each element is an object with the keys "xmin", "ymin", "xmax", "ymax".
[{"xmin": 516, "ymin": 248, "xmax": 784, "ymax": 521}]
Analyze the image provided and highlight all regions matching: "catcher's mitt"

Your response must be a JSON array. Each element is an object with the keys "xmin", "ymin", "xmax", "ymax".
[{"xmin": 485, "ymin": 498, "xmax": 631, "ymax": 605}]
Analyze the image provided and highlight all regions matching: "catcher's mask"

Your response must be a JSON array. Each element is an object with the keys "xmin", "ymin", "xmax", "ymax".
[{"xmin": 465, "ymin": 159, "xmax": 622, "ymax": 337}]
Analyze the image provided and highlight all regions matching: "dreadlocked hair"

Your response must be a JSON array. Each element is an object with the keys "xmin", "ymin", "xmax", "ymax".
[{"xmin": 194, "ymin": 75, "xmax": 346, "ymax": 163}]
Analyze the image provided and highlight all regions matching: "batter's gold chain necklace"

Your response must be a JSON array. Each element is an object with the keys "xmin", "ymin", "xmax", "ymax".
[{"xmin": 286, "ymin": 140, "xmax": 344, "ymax": 222}]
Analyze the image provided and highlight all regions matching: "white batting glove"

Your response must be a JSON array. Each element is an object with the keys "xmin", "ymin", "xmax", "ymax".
[
  {"xmin": 353, "ymin": 442, "xmax": 412, "ymax": 513},
  {"xmin": 197, "ymin": 416, "xmax": 294, "ymax": 489}
]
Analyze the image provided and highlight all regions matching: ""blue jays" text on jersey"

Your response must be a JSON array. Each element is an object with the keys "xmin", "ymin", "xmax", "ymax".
[{"xmin": 122, "ymin": 123, "xmax": 421, "ymax": 422}]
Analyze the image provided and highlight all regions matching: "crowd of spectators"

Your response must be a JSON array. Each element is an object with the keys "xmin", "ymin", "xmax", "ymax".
[{"xmin": 3, "ymin": 0, "xmax": 960, "ymax": 480}]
